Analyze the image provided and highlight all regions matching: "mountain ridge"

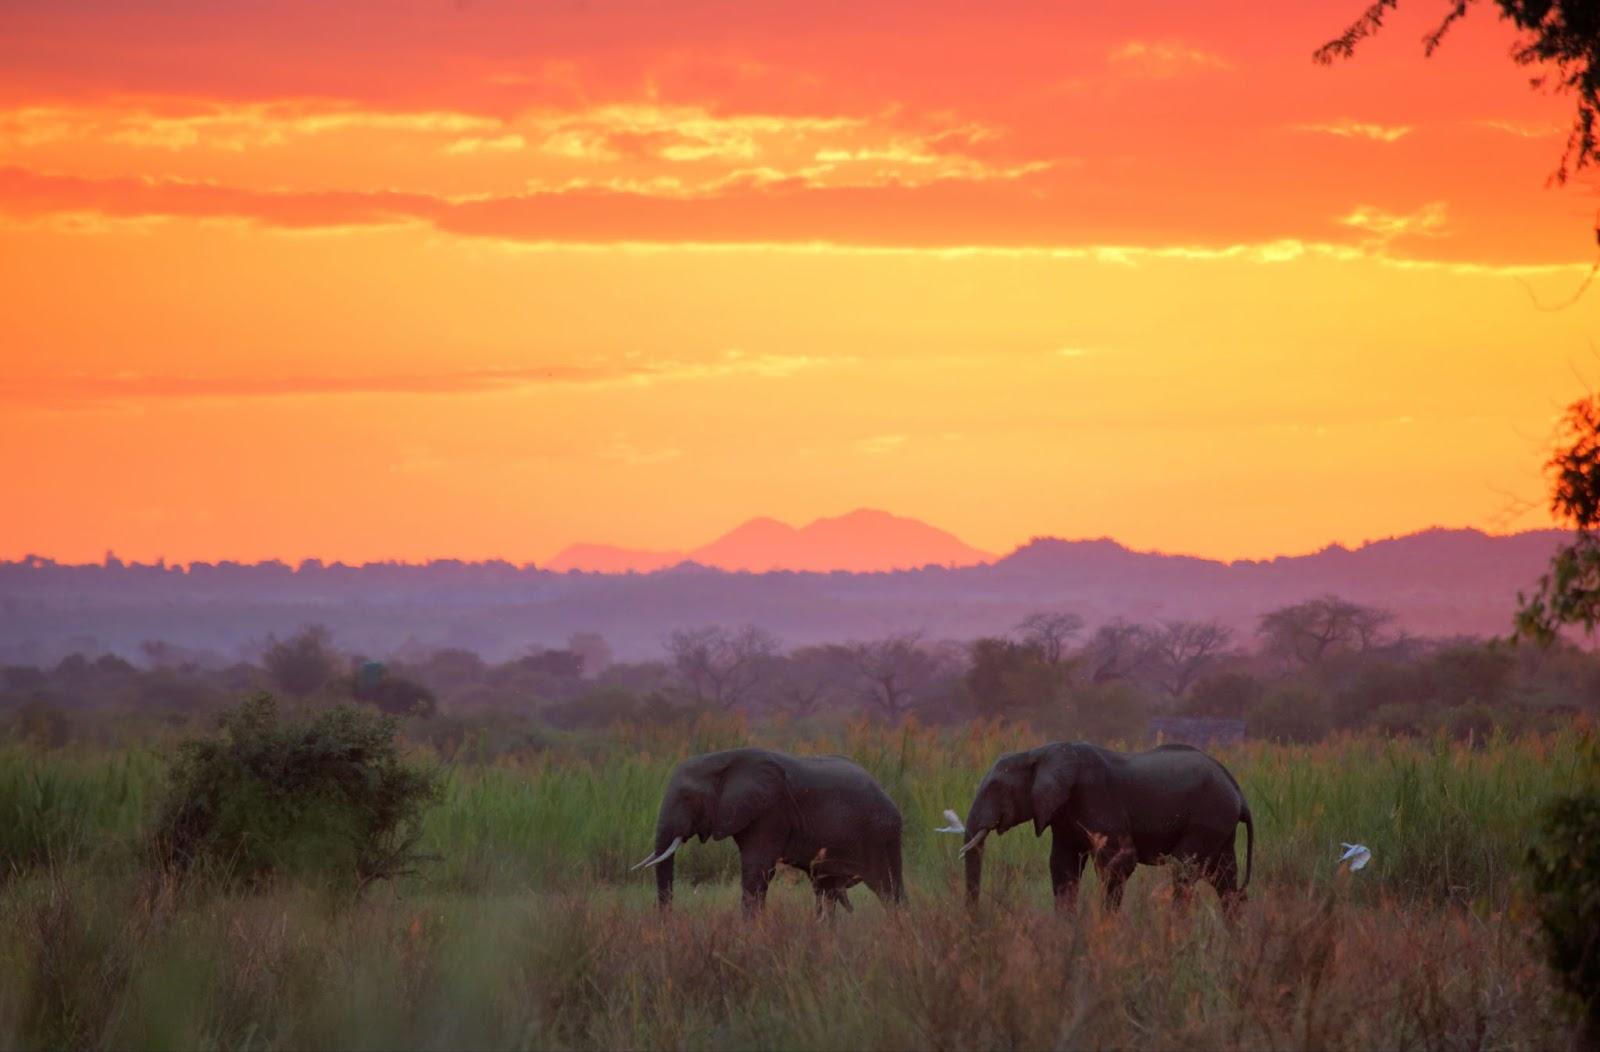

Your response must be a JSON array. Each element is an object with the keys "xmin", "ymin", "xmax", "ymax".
[
  {"xmin": 0, "ymin": 524, "xmax": 1569, "ymax": 662},
  {"xmin": 546, "ymin": 507, "xmax": 993, "ymax": 573}
]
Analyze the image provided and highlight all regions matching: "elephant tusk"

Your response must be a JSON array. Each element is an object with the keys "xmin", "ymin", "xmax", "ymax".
[
  {"xmin": 958, "ymin": 829, "xmax": 989, "ymax": 856},
  {"xmin": 631, "ymin": 836, "xmax": 684, "ymax": 871},
  {"xmin": 629, "ymin": 850, "xmax": 658, "ymax": 871}
]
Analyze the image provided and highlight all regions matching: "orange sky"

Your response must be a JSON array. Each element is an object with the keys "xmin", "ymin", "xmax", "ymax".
[{"xmin": 4, "ymin": 0, "xmax": 1599, "ymax": 565}]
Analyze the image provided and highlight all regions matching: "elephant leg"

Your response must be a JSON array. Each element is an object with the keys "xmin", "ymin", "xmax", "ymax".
[
  {"xmin": 740, "ymin": 854, "xmax": 777, "ymax": 915},
  {"xmin": 1049, "ymin": 833, "xmax": 1088, "ymax": 912},
  {"xmin": 812, "ymin": 881, "xmax": 853, "ymax": 919},
  {"xmin": 1207, "ymin": 849, "xmax": 1244, "ymax": 920},
  {"xmin": 865, "ymin": 849, "xmax": 906, "ymax": 908},
  {"xmin": 1095, "ymin": 839, "xmax": 1137, "ymax": 912},
  {"xmin": 1170, "ymin": 856, "xmax": 1201, "ymax": 913}
]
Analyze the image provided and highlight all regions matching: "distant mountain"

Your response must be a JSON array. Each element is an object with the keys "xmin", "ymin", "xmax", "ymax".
[
  {"xmin": 547, "ymin": 508, "xmax": 993, "ymax": 573},
  {"xmin": 543, "ymin": 544, "xmax": 684, "ymax": 574},
  {"xmin": 0, "ymin": 525, "xmax": 1569, "ymax": 662}
]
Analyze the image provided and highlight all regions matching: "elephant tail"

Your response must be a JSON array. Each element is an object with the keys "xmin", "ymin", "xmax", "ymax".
[{"xmin": 1240, "ymin": 803, "xmax": 1254, "ymax": 891}]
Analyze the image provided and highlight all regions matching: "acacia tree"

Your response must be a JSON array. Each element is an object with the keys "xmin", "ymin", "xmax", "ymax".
[
  {"xmin": 1257, "ymin": 596, "xmax": 1394, "ymax": 669},
  {"xmin": 1145, "ymin": 620, "xmax": 1236, "ymax": 699},
  {"xmin": 770, "ymin": 644, "xmax": 853, "ymax": 717},
  {"xmin": 1014, "ymin": 611, "xmax": 1085, "ymax": 666},
  {"xmin": 845, "ymin": 632, "xmax": 945, "ymax": 722},
  {"xmin": 1080, "ymin": 619, "xmax": 1153, "ymax": 685},
  {"xmin": 262, "ymin": 624, "xmax": 341, "ymax": 698},
  {"xmin": 664, "ymin": 624, "xmax": 781, "ymax": 711}
]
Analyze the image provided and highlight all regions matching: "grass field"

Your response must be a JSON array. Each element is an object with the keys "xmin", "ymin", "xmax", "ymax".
[{"xmin": 0, "ymin": 720, "xmax": 1590, "ymax": 1049}]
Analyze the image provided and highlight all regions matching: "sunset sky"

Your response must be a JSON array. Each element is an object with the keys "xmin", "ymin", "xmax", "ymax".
[{"xmin": 5, "ymin": 0, "xmax": 1600, "ymax": 566}]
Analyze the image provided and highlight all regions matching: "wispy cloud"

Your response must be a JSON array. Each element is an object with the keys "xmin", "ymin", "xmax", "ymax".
[
  {"xmin": 1298, "ymin": 120, "xmax": 1412, "ymax": 144},
  {"xmin": 0, "ymin": 352, "xmax": 830, "ymax": 409},
  {"xmin": 596, "ymin": 438, "xmax": 683, "ymax": 466},
  {"xmin": 0, "ymin": 100, "xmax": 1046, "ymax": 195},
  {"xmin": 1108, "ymin": 41, "xmax": 1232, "ymax": 78},
  {"xmin": 1475, "ymin": 118, "xmax": 1563, "ymax": 139},
  {"xmin": 857, "ymin": 434, "xmax": 908, "ymax": 454},
  {"xmin": 1338, "ymin": 201, "xmax": 1448, "ymax": 240}
]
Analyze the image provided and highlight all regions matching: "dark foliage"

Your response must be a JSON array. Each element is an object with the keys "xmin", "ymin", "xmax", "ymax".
[
  {"xmin": 1519, "ymin": 397, "xmax": 1600, "ymax": 643},
  {"xmin": 1318, "ymin": 1, "xmax": 1600, "ymax": 186},
  {"xmin": 1527, "ymin": 741, "xmax": 1600, "ymax": 1043},
  {"xmin": 154, "ymin": 695, "xmax": 440, "ymax": 889},
  {"xmin": 262, "ymin": 624, "xmax": 341, "ymax": 697}
]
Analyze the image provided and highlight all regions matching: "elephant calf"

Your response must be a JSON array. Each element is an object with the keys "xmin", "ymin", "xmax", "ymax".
[
  {"xmin": 633, "ymin": 747, "xmax": 905, "ymax": 915},
  {"xmin": 960, "ymin": 741, "xmax": 1253, "ymax": 912}
]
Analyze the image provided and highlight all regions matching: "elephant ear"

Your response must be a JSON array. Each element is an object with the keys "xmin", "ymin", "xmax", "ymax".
[
  {"xmin": 710, "ymin": 756, "xmax": 787, "ymax": 840},
  {"xmin": 1030, "ymin": 746, "xmax": 1076, "ymax": 836}
]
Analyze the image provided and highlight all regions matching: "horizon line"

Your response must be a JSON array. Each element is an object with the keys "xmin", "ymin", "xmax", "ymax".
[{"xmin": 2, "ymin": 521, "xmax": 1564, "ymax": 576}]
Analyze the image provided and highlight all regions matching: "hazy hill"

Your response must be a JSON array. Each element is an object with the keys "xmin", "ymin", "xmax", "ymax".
[
  {"xmin": 0, "ymin": 526, "xmax": 1568, "ymax": 663},
  {"xmin": 546, "ymin": 509, "xmax": 992, "ymax": 573}
]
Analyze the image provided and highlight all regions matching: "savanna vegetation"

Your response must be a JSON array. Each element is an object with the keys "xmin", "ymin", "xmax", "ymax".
[{"xmin": 0, "ymin": 701, "xmax": 1595, "ymax": 1050}]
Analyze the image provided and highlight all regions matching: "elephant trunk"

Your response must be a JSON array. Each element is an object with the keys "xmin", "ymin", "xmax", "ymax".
[
  {"xmin": 964, "ymin": 841, "xmax": 984, "ymax": 905},
  {"xmin": 963, "ymin": 795, "xmax": 998, "ymax": 906},
  {"xmin": 655, "ymin": 852, "xmax": 674, "ymax": 909},
  {"xmin": 651, "ymin": 825, "xmax": 681, "ymax": 910}
]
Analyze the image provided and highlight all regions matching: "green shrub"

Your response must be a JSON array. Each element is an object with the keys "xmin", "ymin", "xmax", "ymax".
[
  {"xmin": 1249, "ymin": 681, "xmax": 1332, "ymax": 743},
  {"xmin": 1527, "ymin": 741, "xmax": 1600, "ymax": 1043},
  {"xmin": 154, "ymin": 696, "xmax": 440, "ymax": 889}
]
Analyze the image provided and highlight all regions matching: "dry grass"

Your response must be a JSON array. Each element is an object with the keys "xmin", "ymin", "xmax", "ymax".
[
  {"xmin": 0, "ymin": 725, "xmax": 1590, "ymax": 1049},
  {"xmin": 0, "ymin": 873, "xmax": 1571, "ymax": 1051}
]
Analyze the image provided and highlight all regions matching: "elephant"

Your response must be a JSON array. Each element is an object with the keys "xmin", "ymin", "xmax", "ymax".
[
  {"xmin": 959, "ymin": 741, "xmax": 1253, "ymax": 913},
  {"xmin": 633, "ymin": 747, "xmax": 906, "ymax": 916}
]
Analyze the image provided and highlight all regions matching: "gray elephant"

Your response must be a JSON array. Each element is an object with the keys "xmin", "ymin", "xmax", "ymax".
[
  {"xmin": 959, "ymin": 741, "xmax": 1253, "ymax": 912},
  {"xmin": 633, "ymin": 747, "xmax": 906, "ymax": 915}
]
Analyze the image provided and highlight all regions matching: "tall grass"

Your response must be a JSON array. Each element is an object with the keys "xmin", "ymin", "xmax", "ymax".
[{"xmin": 0, "ymin": 723, "xmax": 1589, "ymax": 1048}]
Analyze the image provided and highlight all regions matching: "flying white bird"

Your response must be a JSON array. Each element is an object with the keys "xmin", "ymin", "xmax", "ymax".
[
  {"xmin": 1338, "ymin": 842, "xmax": 1372, "ymax": 871},
  {"xmin": 935, "ymin": 809, "xmax": 966, "ymax": 834}
]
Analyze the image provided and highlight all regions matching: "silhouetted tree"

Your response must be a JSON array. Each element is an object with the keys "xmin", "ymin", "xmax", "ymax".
[
  {"xmin": 1081, "ymin": 619, "xmax": 1154, "ymax": 684},
  {"xmin": 1258, "ymin": 596, "xmax": 1394, "ymax": 669},
  {"xmin": 1519, "ymin": 395, "xmax": 1600, "ymax": 642},
  {"xmin": 1319, "ymin": 2, "xmax": 1600, "ymax": 188},
  {"xmin": 844, "ymin": 632, "xmax": 944, "ymax": 722},
  {"xmin": 1014, "ymin": 611, "xmax": 1085, "ymax": 665},
  {"xmin": 1182, "ymin": 670, "xmax": 1264, "ymax": 719},
  {"xmin": 770, "ymin": 644, "xmax": 853, "ymax": 717},
  {"xmin": 965, "ymin": 638, "xmax": 1062, "ymax": 721},
  {"xmin": 1145, "ymin": 620, "xmax": 1235, "ymax": 699},
  {"xmin": 262, "ymin": 624, "xmax": 340, "ymax": 697},
  {"xmin": 566, "ymin": 632, "xmax": 612, "ymax": 677},
  {"xmin": 664, "ymin": 624, "xmax": 780, "ymax": 710}
]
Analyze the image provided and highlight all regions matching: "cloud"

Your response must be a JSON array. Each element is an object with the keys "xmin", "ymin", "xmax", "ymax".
[
  {"xmin": 1298, "ymin": 120, "xmax": 1412, "ymax": 143},
  {"xmin": 857, "ymin": 434, "xmax": 908, "ymax": 454},
  {"xmin": 1056, "ymin": 347, "xmax": 1103, "ymax": 358},
  {"xmin": 1476, "ymin": 119, "xmax": 1562, "ymax": 139},
  {"xmin": 0, "ymin": 353, "xmax": 831, "ymax": 409},
  {"xmin": 596, "ymin": 438, "xmax": 683, "ymax": 466},
  {"xmin": 1338, "ymin": 202, "xmax": 1448, "ymax": 240},
  {"xmin": 1108, "ymin": 41, "xmax": 1232, "ymax": 78},
  {"xmin": 0, "ymin": 100, "xmax": 1041, "ymax": 195},
  {"xmin": 4, "ymin": 166, "xmax": 1588, "ymax": 276},
  {"xmin": 0, "ymin": 103, "xmax": 500, "ymax": 153},
  {"xmin": 444, "ymin": 134, "xmax": 527, "ymax": 155}
]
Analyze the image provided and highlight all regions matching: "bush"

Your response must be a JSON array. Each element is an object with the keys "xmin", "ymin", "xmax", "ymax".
[
  {"xmin": 1527, "ymin": 743, "xmax": 1600, "ymax": 1043},
  {"xmin": 154, "ymin": 696, "xmax": 440, "ymax": 889},
  {"xmin": 1249, "ymin": 681, "xmax": 1332, "ymax": 743}
]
